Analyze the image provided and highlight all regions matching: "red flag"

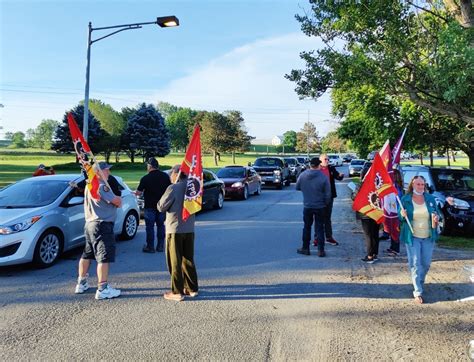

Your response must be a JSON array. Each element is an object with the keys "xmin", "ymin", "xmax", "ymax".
[
  {"xmin": 67, "ymin": 113, "xmax": 100, "ymax": 199},
  {"xmin": 391, "ymin": 127, "xmax": 407, "ymax": 169},
  {"xmin": 180, "ymin": 124, "xmax": 203, "ymax": 221},
  {"xmin": 379, "ymin": 139, "xmax": 392, "ymax": 171},
  {"xmin": 352, "ymin": 153, "xmax": 397, "ymax": 223}
]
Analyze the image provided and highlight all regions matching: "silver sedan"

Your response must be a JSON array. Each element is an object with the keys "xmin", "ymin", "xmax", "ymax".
[{"xmin": 0, "ymin": 174, "xmax": 139, "ymax": 268}]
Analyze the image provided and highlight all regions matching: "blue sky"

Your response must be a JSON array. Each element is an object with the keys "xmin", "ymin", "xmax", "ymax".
[{"xmin": 0, "ymin": 0, "xmax": 334, "ymax": 140}]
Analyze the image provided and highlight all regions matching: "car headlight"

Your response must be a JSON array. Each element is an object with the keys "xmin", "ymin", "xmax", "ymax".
[
  {"xmin": 0, "ymin": 216, "xmax": 42, "ymax": 235},
  {"xmin": 231, "ymin": 182, "xmax": 243, "ymax": 188},
  {"xmin": 273, "ymin": 170, "xmax": 281, "ymax": 176},
  {"xmin": 451, "ymin": 197, "xmax": 470, "ymax": 210}
]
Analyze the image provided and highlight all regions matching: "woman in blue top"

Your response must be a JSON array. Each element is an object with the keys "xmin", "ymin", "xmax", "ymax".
[{"xmin": 399, "ymin": 175, "xmax": 442, "ymax": 304}]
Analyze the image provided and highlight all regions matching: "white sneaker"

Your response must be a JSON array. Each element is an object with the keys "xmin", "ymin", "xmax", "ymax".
[
  {"xmin": 95, "ymin": 285, "xmax": 121, "ymax": 300},
  {"xmin": 75, "ymin": 281, "xmax": 89, "ymax": 294}
]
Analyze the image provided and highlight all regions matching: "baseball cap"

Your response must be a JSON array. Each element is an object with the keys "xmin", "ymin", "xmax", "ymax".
[
  {"xmin": 38, "ymin": 164, "xmax": 45, "ymax": 169},
  {"xmin": 310, "ymin": 157, "xmax": 322, "ymax": 167},
  {"xmin": 96, "ymin": 161, "xmax": 112, "ymax": 170},
  {"xmin": 147, "ymin": 157, "xmax": 159, "ymax": 169}
]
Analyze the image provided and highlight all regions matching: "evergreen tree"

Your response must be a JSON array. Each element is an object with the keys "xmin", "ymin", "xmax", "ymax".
[{"xmin": 122, "ymin": 103, "xmax": 170, "ymax": 162}]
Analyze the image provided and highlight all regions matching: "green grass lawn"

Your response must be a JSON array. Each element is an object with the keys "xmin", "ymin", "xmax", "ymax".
[
  {"xmin": 0, "ymin": 149, "xmax": 260, "ymax": 189},
  {"xmin": 438, "ymin": 235, "xmax": 474, "ymax": 250}
]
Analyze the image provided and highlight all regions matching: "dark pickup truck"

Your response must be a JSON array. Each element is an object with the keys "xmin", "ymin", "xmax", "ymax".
[{"xmin": 252, "ymin": 157, "xmax": 291, "ymax": 189}]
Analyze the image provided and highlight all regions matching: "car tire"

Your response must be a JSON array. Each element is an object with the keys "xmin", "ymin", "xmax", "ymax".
[
  {"xmin": 276, "ymin": 182, "xmax": 283, "ymax": 190},
  {"xmin": 33, "ymin": 229, "xmax": 63, "ymax": 268},
  {"xmin": 254, "ymin": 183, "xmax": 262, "ymax": 196},
  {"xmin": 120, "ymin": 211, "xmax": 139, "ymax": 240},
  {"xmin": 214, "ymin": 192, "xmax": 224, "ymax": 209},
  {"xmin": 242, "ymin": 185, "xmax": 249, "ymax": 200}
]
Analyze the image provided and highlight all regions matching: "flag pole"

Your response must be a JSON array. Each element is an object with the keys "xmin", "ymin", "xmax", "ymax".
[{"xmin": 396, "ymin": 195, "xmax": 414, "ymax": 234}]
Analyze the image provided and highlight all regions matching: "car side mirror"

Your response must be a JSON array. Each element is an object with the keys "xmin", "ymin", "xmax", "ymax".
[{"xmin": 68, "ymin": 196, "xmax": 84, "ymax": 206}]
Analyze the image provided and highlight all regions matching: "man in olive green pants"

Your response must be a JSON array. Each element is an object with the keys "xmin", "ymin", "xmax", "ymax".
[{"xmin": 157, "ymin": 165, "xmax": 198, "ymax": 301}]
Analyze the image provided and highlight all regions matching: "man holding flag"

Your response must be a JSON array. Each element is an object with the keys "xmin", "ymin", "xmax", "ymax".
[{"xmin": 157, "ymin": 125, "xmax": 202, "ymax": 301}]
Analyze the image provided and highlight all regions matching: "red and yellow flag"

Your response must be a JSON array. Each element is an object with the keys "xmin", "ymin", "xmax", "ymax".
[
  {"xmin": 379, "ymin": 139, "xmax": 392, "ymax": 170},
  {"xmin": 352, "ymin": 153, "xmax": 397, "ymax": 223},
  {"xmin": 67, "ymin": 113, "xmax": 100, "ymax": 200},
  {"xmin": 180, "ymin": 124, "xmax": 203, "ymax": 221}
]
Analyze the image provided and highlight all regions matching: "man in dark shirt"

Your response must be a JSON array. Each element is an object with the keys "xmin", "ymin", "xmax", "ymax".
[{"xmin": 135, "ymin": 157, "xmax": 171, "ymax": 253}]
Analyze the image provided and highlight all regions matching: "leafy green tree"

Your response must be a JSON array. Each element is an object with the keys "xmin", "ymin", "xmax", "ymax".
[
  {"xmin": 223, "ymin": 110, "xmax": 253, "ymax": 163},
  {"xmin": 287, "ymin": 0, "xmax": 474, "ymax": 167},
  {"xmin": 8, "ymin": 131, "xmax": 26, "ymax": 148},
  {"xmin": 283, "ymin": 130, "xmax": 297, "ymax": 152},
  {"xmin": 122, "ymin": 103, "xmax": 170, "ymax": 162},
  {"xmin": 156, "ymin": 101, "xmax": 179, "ymax": 119},
  {"xmin": 4, "ymin": 132, "xmax": 13, "ymax": 140},
  {"xmin": 88, "ymin": 99, "xmax": 125, "ymax": 163},
  {"xmin": 166, "ymin": 108, "xmax": 197, "ymax": 151},
  {"xmin": 296, "ymin": 122, "xmax": 320, "ymax": 154},
  {"xmin": 321, "ymin": 131, "xmax": 347, "ymax": 153},
  {"xmin": 52, "ymin": 104, "xmax": 106, "ymax": 157},
  {"xmin": 26, "ymin": 119, "xmax": 59, "ymax": 149},
  {"xmin": 196, "ymin": 111, "xmax": 230, "ymax": 166}
]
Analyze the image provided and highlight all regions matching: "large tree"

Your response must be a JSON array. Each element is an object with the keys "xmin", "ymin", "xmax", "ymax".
[
  {"xmin": 166, "ymin": 108, "xmax": 197, "ymax": 151},
  {"xmin": 25, "ymin": 119, "xmax": 59, "ymax": 149},
  {"xmin": 283, "ymin": 130, "xmax": 297, "ymax": 152},
  {"xmin": 88, "ymin": 99, "xmax": 125, "ymax": 163},
  {"xmin": 287, "ymin": 0, "xmax": 474, "ymax": 166},
  {"xmin": 296, "ymin": 122, "xmax": 320, "ymax": 154},
  {"xmin": 122, "ymin": 103, "xmax": 170, "ymax": 162},
  {"xmin": 223, "ymin": 110, "xmax": 253, "ymax": 163},
  {"xmin": 196, "ymin": 111, "xmax": 230, "ymax": 166}
]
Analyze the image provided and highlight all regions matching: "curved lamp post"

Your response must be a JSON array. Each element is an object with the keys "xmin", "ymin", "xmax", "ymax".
[{"xmin": 83, "ymin": 16, "xmax": 179, "ymax": 141}]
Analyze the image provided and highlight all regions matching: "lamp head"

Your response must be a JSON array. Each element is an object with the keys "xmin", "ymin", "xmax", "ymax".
[{"xmin": 156, "ymin": 16, "xmax": 179, "ymax": 28}]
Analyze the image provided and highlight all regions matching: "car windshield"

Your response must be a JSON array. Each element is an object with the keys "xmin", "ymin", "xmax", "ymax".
[
  {"xmin": 0, "ymin": 180, "xmax": 68, "ymax": 208},
  {"xmin": 284, "ymin": 158, "xmax": 296, "ymax": 165},
  {"xmin": 431, "ymin": 169, "xmax": 474, "ymax": 191},
  {"xmin": 254, "ymin": 158, "xmax": 282, "ymax": 167},
  {"xmin": 217, "ymin": 168, "xmax": 245, "ymax": 178},
  {"xmin": 351, "ymin": 160, "xmax": 365, "ymax": 165},
  {"xmin": 296, "ymin": 157, "xmax": 306, "ymax": 163}
]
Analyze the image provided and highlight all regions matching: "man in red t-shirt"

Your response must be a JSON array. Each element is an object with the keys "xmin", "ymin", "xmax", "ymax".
[{"xmin": 315, "ymin": 154, "xmax": 344, "ymax": 246}]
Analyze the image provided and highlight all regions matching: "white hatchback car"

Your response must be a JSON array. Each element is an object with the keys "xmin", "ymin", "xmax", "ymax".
[
  {"xmin": 327, "ymin": 154, "xmax": 343, "ymax": 166},
  {"xmin": 0, "ymin": 174, "xmax": 139, "ymax": 268}
]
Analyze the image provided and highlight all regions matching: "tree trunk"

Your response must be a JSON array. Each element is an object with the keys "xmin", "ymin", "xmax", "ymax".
[
  {"xmin": 446, "ymin": 148, "xmax": 451, "ymax": 166},
  {"xmin": 468, "ymin": 147, "xmax": 474, "ymax": 171},
  {"xmin": 420, "ymin": 153, "xmax": 424, "ymax": 165},
  {"xmin": 104, "ymin": 151, "xmax": 111, "ymax": 164},
  {"xmin": 429, "ymin": 145, "xmax": 434, "ymax": 167},
  {"xmin": 213, "ymin": 150, "xmax": 218, "ymax": 166},
  {"xmin": 452, "ymin": 150, "xmax": 456, "ymax": 162},
  {"xmin": 130, "ymin": 151, "xmax": 135, "ymax": 163},
  {"xmin": 217, "ymin": 152, "xmax": 221, "ymax": 161},
  {"xmin": 115, "ymin": 152, "xmax": 120, "ymax": 163},
  {"xmin": 232, "ymin": 151, "xmax": 236, "ymax": 164}
]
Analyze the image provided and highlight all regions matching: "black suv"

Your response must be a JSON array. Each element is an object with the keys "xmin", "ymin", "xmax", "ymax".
[
  {"xmin": 252, "ymin": 157, "xmax": 291, "ymax": 189},
  {"xmin": 401, "ymin": 165, "xmax": 474, "ymax": 235}
]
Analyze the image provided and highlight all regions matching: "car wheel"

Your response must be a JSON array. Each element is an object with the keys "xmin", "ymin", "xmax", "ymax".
[
  {"xmin": 276, "ymin": 182, "xmax": 283, "ymax": 190},
  {"xmin": 33, "ymin": 229, "xmax": 63, "ymax": 268},
  {"xmin": 254, "ymin": 183, "xmax": 262, "ymax": 195},
  {"xmin": 242, "ymin": 185, "xmax": 249, "ymax": 200},
  {"xmin": 120, "ymin": 211, "xmax": 139, "ymax": 240},
  {"xmin": 214, "ymin": 192, "xmax": 224, "ymax": 209}
]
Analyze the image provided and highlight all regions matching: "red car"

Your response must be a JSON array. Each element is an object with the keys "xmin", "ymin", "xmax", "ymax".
[{"xmin": 216, "ymin": 166, "xmax": 262, "ymax": 200}]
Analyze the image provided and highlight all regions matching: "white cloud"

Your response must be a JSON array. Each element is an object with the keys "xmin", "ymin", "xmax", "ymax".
[{"xmin": 151, "ymin": 32, "xmax": 337, "ymax": 138}]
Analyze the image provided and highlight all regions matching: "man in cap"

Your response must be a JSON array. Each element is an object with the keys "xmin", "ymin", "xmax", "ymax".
[
  {"xmin": 295, "ymin": 157, "xmax": 331, "ymax": 257},
  {"xmin": 134, "ymin": 157, "xmax": 171, "ymax": 253},
  {"xmin": 157, "ymin": 165, "xmax": 199, "ymax": 301},
  {"xmin": 74, "ymin": 161, "xmax": 122, "ymax": 300}
]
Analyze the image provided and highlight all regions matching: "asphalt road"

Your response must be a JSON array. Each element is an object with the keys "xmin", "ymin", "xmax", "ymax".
[{"xmin": 1, "ymin": 165, "xmax": 473, "ymax": 360}]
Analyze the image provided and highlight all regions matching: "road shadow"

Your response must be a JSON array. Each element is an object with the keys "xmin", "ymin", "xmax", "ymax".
[{"xmin": 183, "ymin": 282, "xmax": 472, "ymax": 303}]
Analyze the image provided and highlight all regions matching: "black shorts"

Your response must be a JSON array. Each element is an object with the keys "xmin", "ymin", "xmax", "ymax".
[{"xmin": 82, "ymin": 221, "xmax": 116, "ymax": 263}]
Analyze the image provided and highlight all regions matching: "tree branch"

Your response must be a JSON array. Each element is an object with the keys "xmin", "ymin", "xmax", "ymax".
[{"xmin": 408, "ymin": 1, "xmax": 450, "ymax": 23}]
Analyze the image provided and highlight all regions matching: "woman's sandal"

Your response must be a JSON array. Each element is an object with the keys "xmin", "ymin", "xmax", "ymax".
[{"xmin": 414, "ymin": 296, "xmax": 424, "ymax": 304}]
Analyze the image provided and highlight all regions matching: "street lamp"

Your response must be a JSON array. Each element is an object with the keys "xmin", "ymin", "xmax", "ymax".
[{"xmin": 83, "ymin": 16, "xmax": 179, "ymax": 141}]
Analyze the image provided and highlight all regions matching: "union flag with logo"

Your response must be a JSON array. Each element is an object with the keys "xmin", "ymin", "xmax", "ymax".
[
  {"xmin": 352, "ymin": 153, "xmax": 397, "ymax": 223},
  {"xmin": 180, "ymin": 124, "xmax": 203, "ymax": 221},
  {"xmin": 67, "ymin": 113, "xmax": 100, "ymax": 200}
]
